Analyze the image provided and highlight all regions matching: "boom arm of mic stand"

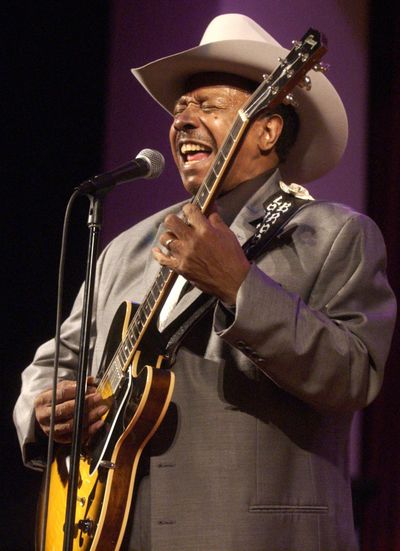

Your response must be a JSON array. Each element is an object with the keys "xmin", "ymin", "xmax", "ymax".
[{"xmin": 63, "ymin": 191, "xmax": 104, "ymax": 551}]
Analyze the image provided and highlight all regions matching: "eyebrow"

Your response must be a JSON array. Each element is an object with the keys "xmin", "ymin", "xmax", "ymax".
[
  {"xmin": 175, "ymin": 95, "xmax": 193, "ymax": 106},
  {"xmin": 174, "ymin": 92, "xmax": 230, "ymax": 111}
]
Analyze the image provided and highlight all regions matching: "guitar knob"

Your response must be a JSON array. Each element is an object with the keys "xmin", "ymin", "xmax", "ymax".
[{"xmin": 78, "ymin": 519, "xmax": 95, "ymax": 535}]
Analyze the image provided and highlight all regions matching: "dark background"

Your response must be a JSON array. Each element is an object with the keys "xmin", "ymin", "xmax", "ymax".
[
  {"xmin": 2, "ymin": 2, "xmax": 399, "ymax": 550},
  {"xmin": 2, "ymin": 4, "xmax": 110, "ymax": 549}
]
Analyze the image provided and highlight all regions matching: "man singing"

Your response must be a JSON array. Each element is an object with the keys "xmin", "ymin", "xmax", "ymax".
[{"xmin": 14, "ymin": 13, "xmax": 396, "ymax": 551}]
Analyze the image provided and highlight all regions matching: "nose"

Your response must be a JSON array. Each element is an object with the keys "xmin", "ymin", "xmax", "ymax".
[{"xmin": 172, "ymin": 104, "xmax": 199, "ymax": 132}]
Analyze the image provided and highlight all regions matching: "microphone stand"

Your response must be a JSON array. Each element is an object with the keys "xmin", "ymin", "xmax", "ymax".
[{"xmin": 62, "ymin": 190, "xmax": 104, "ymax": 551}]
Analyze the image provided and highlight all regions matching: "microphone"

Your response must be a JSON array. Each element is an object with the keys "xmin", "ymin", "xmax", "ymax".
[{"xmin": 77, "ymin": 148, "xmax": 165, "ymax": 194}]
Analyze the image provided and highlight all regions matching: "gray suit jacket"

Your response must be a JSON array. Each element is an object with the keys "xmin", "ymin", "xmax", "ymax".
[{"xmin": 14, "ymin": 171, "xmax": 396, "ymax": 551}]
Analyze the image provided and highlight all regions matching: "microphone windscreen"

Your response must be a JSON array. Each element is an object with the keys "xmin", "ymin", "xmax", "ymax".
[{"xmin": 137, "ymin": 149, "xmax": 165, "ymax": 179}]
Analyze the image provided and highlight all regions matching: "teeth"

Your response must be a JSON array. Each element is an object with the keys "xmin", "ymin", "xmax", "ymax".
[{"xmin": 180, "ymin": 143, "xmax": 209, "ymax": 155}]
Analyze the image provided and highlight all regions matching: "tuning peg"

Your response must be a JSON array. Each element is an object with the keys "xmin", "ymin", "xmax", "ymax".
[
  {"xmin": 297, "ymin": 75, "xmax": 312, "ymax": 91},
  {"xmin": 292, "ymin": 40, "xmax": 302, "ymax": 49},
  {"xmin": 313, "ymin": 62, "xmax": 330, "ymax": 73},
  {"xmin": 283, "ymin": 93, "xmax": 299, "ymax": 108}
]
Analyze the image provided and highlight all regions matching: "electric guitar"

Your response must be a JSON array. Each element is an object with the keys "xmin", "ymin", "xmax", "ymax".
[{"xmin": 36, "ymin": 28, "xmax": 327, "ymax": 551}]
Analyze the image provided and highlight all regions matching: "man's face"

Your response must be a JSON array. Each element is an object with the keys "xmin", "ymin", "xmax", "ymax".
[{"xmin": 169, "ymin": 79, "xmax": 273, "ymax": 196}]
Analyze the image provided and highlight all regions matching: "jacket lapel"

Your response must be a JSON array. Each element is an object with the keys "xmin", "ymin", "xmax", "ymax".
[{"xmin": 229, "ymin": 170, "xmax": 281, "ymax": 246}]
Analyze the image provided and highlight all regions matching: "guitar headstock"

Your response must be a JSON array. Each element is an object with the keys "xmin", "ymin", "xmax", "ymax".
[{"xmin": 242, "ymin": 28, "xmax": 327, "ymax": 119}]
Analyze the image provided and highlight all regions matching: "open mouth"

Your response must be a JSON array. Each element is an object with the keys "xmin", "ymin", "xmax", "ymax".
[{"xmin": 180, "ymin": 142, "xmax": 212, "ymax": 164}]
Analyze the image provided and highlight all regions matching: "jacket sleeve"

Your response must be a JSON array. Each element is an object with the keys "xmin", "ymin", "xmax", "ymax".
[
  {"xmin": 12, "ymin": 283, "xmax": 91, "ymax": 468},
  {"xmin": 214, "ymin": 211, "xmax": 396, "ymax": 413}
]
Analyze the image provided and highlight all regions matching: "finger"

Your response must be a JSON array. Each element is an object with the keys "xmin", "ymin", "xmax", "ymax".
[
  {"xmin": 40, "ymin": 402, "xmax": 107, "ymax": 435},
  {"xmin": 87, "ymin": 418, "xmax": 105, "ymax": 437},
  {"xmin": 208, "ymin": 211, "xmax": 226, "ymax": 227},
  {"xmin": 159, "ymin": 232, "xmax": 178, "ymax": 250},
  {"xmin": 36, "ymin": 398, "xmax": 73, "ymax": 427},
  {"xmin": 87, "ymin": 404, "xmax": 109, "ymax": 426},
  {"xmin": 53, "ymin": 419, "xmax": 74, "ymax": 442},
  {"xmin": 34, "ymin": 378, "xmax": 92, "ymax": 409},
  {"xmin": 85, "ymin": 391, "xmax": 107, "ymax": 411},
  {"xmin": 57, "ymin": 393, "xmax": 103, "ymax": 421},
  {"xmin": 35, "ymin": 407, "xmax": 51, "ymax": 428},
  {"xmin": 34, "ymin": 392, "xmax": 54, "ymax": 425},
  {"xmin": 54, "ymin": 380, "xmax": 78, "ymax": 403},
  {"xmin": 34, "ymin": 389, "xmax": 53, "ymax": 408},
  {"xmin": 86, "ymin": 376, "xmax": 98, "ymax": 394},
  {"xmin": 163, "ymin": 213, "xmax": 191, "ymax": 239},
  {"xmin": 54, "ymin": 399, "xmax": 76, "ymax": 422},
  {"xmin": 38, "ymin": 417, "xmax": 74, "ymax": 441},
  {"xmin": 181, "ymin": 203, "xmax": 208, "ymax": 229},
  {"xmin": 56, "ymin": 379, "xmax": 98, "ymax": 402},
  {"xmin": 152, "ymin": 246, "xmax": 179, "ymax": 268}
]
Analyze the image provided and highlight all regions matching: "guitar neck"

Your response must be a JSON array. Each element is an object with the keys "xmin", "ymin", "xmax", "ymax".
[{"xmin": 191, "ymin": 113, "xmax": 250, "ymax": 214}]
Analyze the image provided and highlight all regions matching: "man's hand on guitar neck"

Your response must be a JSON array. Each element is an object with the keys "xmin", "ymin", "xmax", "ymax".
[
  {"xmin": 153, "ymin": 203, "xmax": 250, "ymax": 306},
  {"xmin": 34, "ymin": 377, "xmax": 109, "ymax": 444}
]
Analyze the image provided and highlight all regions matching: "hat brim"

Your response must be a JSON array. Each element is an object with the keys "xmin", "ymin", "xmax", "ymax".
[{"xmin": 131, "ymin": 39, "xmax": 348, "ymax": 183}]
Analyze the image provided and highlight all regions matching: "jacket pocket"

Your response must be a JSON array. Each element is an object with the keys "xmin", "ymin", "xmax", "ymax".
[{"xmin": 249, "ymin": 504, "xmax": 329, "ymax": 514}]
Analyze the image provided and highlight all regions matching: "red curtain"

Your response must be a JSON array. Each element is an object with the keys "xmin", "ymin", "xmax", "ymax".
[{"xmin": 361, "ymin": 2, "xmax": 400, "ymax": 549}]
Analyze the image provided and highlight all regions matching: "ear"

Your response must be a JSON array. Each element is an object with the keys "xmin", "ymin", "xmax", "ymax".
[{"xmin": 257, "ymin": 114, "xmax": 284, "ymax": 153}]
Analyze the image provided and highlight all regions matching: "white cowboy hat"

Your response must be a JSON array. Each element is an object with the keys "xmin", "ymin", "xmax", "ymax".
[{"xmin": 131, "ymin": 13, "xmax": 348, "ymax": 183}]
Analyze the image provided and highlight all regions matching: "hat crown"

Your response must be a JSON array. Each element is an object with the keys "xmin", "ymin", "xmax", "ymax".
[{"xmin": 200, "ymin": 13, "xmax": 281, "ymax": 48}]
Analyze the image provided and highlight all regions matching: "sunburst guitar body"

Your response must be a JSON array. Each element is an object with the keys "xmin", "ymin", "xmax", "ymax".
[{"xmin": 36, "ymin": 301, "xmax": 175, "ymax": 551}]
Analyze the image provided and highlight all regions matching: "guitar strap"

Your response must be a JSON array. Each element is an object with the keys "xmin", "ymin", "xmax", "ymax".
[{"xmin": 163, "ymin": 182, "xmax": 315, "ymax": 362}]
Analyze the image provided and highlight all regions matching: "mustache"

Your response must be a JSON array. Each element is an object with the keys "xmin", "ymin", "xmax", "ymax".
[{"xmin": 176, "ymin": 129, "xmax": 216, "ymax": 150}]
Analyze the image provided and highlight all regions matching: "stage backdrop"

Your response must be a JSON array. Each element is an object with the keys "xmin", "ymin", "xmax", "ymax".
[
  {"xmin": 102, "ymin": 0, "xmax": 368, "ymax": 240},
  {"xmin": 102, "ymin": 0, "xmax": 368, "ymax": 479}
]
